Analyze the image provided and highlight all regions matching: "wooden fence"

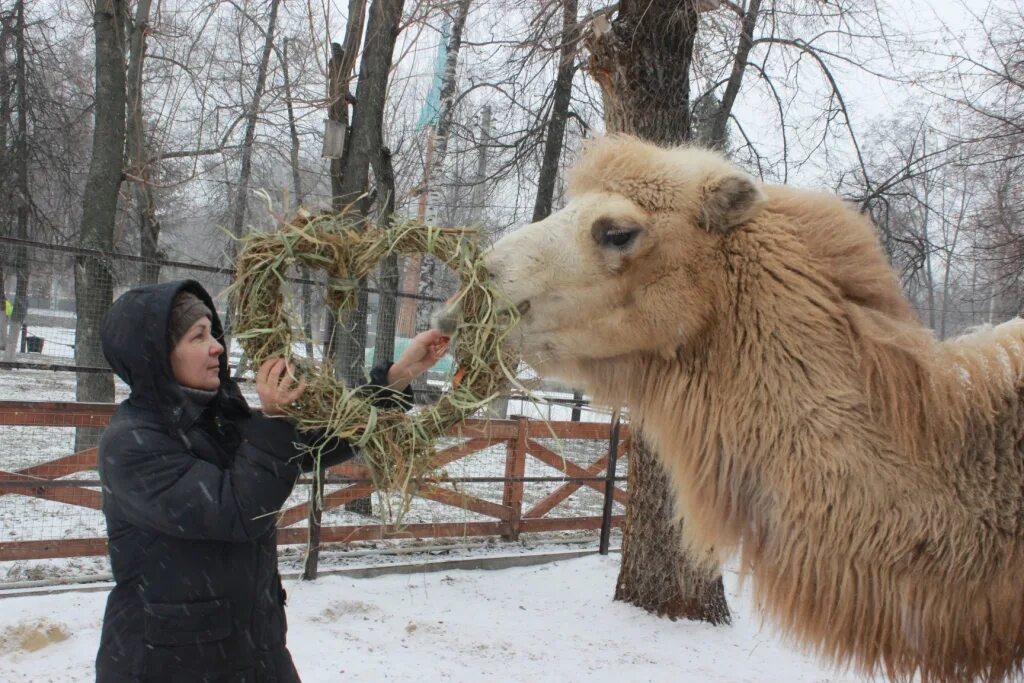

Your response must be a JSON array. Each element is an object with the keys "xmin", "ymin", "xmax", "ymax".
[{"xmin": 0, "ymin": 400, "xmax": 629, "ymax": 563}]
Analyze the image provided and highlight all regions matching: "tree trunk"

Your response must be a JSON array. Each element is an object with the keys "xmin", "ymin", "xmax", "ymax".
[
  {"xmin": 0, "ymin": 264, "xmax": 7, "ymax": 353},
  {"xmin": 587, "ymin": 0, "xmax": 731, "ymax": 625},
  {"xmin": 530, "ymin": 0, "xmax": 582, "ymax": 420},
  {"xmin": 706, "ymin": 0, "xmax": 761, "ymax": 150},
  {"xmin": 0, "ymin": 16, "xmax": 10, "ymax": 354},
  {"xmin": 4, "ymin": 1, "xmax": 29, "ymax": 363},
  {"xmin": 424, "ymin": 0, "xmax": 472, "ymax": 206},
  {"xmin": 280, "ymin": 37, "xmax": 315, "ymax": 358},
  {"xmin": 414, "ymin": 0, "xmax": 472, "ymax": 330},
  {"xmin": 587, "ymin": 1, "xmax": 699, "ymax": 145},
  {"xmin": 224, "ymin": 0, "xmax": 281, "ymax": 350},
  {"xmin": 532, "ymin": 0, "xmax": 577, "ymax": 223},
  {"xmin": 228, "ymin": 0, "xmax": 281, "ymax": 245},
  {"xmin": 328, "ymin": 0, "xmax": 367, "ymax": 206},
  {"xmin": 326, "ymin": 0, "xmax": 404, "ymax": 518},
  {"xmin": 125, "ymin": 0, "xmax": 159, "ymax": 285},
  {"xmin": 322, "ymin": 0, "xmax": 367, "ymax": 380},
  {"xmin": 614, "ymin": 431, "xmax": 730, "ymax": 624},
  {"xmin": 75, "ymin": 0, "xmax": 127, "ymax": 450},
  {"xmin": 372, "ymin": 145, "xmax": 398, "ymax": 370},
  {"xmin": 330, "ymin": 0, "xmax": 405, "ymax": 388}
]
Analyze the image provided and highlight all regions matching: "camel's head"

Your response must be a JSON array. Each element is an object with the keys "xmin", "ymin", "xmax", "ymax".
[{"xmin": 483, "ymin": 135, "xmax": 764, "ymax": 376}]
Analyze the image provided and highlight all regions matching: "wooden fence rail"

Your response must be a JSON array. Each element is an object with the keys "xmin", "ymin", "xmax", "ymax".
[{"xmin": 0, "ymin": 401, "xmax": 630, "ymax": 562}]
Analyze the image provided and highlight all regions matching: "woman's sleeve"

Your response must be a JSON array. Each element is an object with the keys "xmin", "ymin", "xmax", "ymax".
[
  {"xmin": 363, "ymin": 362, "xmax": 415, "ymax": 410},
  {"xmin": 294, "ymin": 362, "xmax": 416, "ymax": 473}
]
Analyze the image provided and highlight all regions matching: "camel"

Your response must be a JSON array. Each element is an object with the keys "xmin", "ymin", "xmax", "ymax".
[{"xmin": 481, "ymin": 135, "xmax": 1024, "ymax": 682}]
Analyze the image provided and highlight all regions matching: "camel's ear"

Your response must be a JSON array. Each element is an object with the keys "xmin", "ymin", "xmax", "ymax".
[{"xmin": 698, "ymin": 173, "xmax": 764, "ymax": 234}]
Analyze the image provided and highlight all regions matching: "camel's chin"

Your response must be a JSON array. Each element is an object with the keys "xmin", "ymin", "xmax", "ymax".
[{"xmin": 518, "ymin": 343, "xmax": 585, "ymax": 378}]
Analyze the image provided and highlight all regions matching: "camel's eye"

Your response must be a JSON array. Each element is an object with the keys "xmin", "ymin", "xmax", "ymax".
[{"xmin": 592, "ymin": 217, "xmax": 643, "ymax": 250}]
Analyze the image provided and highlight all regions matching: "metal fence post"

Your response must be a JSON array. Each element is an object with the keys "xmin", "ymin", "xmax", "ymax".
[
  {"xmin": 302, "ymin": 463, "xmax": 325, "ymax": 580},
  {"xmin": 599, "ymin": 410, "xmax": 621, "ymax": 555}
]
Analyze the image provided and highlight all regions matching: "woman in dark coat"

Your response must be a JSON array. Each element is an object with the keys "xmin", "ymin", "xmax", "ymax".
[{"xmin": 95, "ymin": 280, "xmax": 446, "ymax": 682}]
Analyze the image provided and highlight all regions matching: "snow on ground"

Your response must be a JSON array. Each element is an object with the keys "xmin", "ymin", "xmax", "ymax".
[{"xmin": 0, "ymin": 553, "xmax": 870, "ymax": 683}]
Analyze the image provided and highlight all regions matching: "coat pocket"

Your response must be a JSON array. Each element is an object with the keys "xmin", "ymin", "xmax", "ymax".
[{"xmin": 144, "ymin": 598, "xmax": 232, "ymax": 646}]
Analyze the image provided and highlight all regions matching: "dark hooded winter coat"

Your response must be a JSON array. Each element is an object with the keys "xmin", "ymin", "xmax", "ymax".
[{"xmin": 95, "ymin": 280, "xmax": 411, "ymax": 683}]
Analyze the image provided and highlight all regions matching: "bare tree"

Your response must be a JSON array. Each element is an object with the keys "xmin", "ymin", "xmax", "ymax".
[
  {"xmin": 124, "ymin": 0, "xmax": 162, "ymax": 285},
  {"xmin": 2, "ymin": 1, "xmax": 29, "ymax": 359},
  {"xmin": 329, "ymin": 0, "xmax": 406, "ymax": 386},
  {"xmin": 279, "ymin": 36, "xmax": 316, "ymax": 358},
  {"xmin": 531, "ymin": 0, "xmax": 577, "ymax": 223},
  {"xmin": 74, "ymin": 0, "xmax": 128, "ymax": 449},
  {"xmin": 228, "ymin": 0, "xmax": 283, "ymax": 266}
]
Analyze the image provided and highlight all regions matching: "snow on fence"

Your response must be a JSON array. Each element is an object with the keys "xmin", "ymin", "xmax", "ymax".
[{"xmin": 0, "ymin": 400, "xmax": 629, "ymax": 576}]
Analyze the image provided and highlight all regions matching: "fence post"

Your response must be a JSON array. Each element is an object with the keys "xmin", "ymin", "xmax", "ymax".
[
  {"xmin": 599, "ymin": 410, "xmax": 622, "ymax": 555},
  {"xmin": 502, "ymin": 416, "xmax": 528, "ymax": 540},
  {"xmin": 302, "ymin": 463, "xmax": 325, "ymax": 580}
]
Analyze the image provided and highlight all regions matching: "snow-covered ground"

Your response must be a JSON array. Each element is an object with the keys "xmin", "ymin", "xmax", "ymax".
[{"xmin": 0, "ymin": 553, "xmax": 869, "ymax": 682}]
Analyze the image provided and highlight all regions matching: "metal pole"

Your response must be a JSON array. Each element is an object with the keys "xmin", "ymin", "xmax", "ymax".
[
  {"xmin": 302, "ymin": 463, "xmax": 325, "ymax": 580},
  {"xmin": 599, "ymin": 409, "xmax": 621, "ymax": 555}
]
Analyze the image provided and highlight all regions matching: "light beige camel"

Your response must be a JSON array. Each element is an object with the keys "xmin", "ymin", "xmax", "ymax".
[{"xmin": 483, "ymin": 134, "xmax": 1024, "ymax": 683}]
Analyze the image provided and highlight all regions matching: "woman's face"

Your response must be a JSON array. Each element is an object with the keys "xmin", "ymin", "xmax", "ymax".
[{"xmin": 170, "ymin": 317, "xmax": 224, "ymax": 390}]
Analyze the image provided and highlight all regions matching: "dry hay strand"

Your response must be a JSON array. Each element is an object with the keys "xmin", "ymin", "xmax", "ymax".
[{"xmin": 228, "ymin": 212, "xmax": 521, "ymax": 521}]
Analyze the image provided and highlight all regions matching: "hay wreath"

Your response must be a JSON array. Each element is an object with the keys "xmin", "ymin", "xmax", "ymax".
[{"xmin": 229, "ymin": 212, "xmax": 521, "ymax": 519}]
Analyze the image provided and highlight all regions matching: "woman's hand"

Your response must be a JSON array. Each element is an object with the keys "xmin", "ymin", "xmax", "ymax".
[
  {"xmin": 386, "ymin": 329, "xmax": 450, "ymax": 391},
  {"xmin": 256, "ymin": 358, "xmax": 306, "ymax": 416}
]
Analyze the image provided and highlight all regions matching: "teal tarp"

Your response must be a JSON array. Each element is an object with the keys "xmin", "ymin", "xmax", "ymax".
[{"xmin": 364, "ymin": 337, "xmax": 455, "ymax": 374}]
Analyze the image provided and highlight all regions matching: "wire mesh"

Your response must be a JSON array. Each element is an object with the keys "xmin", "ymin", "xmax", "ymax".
[{"xmin": 0, "ymin": 237, "xmax": 628, "ymax": 585}]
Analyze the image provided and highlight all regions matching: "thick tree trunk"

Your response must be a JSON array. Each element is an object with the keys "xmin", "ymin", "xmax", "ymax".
[
  {"xmin": 614, "ymin": 432, "xmax": 730, "ymax": 624},
  {"xmin": 326, "ymin": 0, "xmax": 404, "ymax": 518},
  {"xmin": 323, "ymin": 43, "xmax": 347, "ymax": 370},
  {"xmin": 330, "ymin": 0, "xmax": 405, "ymax": 388},
  {"xmin": 75, "ymin": 0, "xmax": 127, "ymax": 450},
  {"xmin": 322, "ymin": 1, "xmax": 367, "ymax": 380},
  {"xmin": 532, "ymin": 0, "xmax": 577, "ymax": 223},
  {"xmin": 587, "ymin": 0, "xmax": 730, "ymax": 625},
  {"xmin": 4, "ymin": 2, "xmax": 29, "ymax": 362},
  {"xmin": 587, "ymin": 1, "xmax": 699, "ymax": 145}
]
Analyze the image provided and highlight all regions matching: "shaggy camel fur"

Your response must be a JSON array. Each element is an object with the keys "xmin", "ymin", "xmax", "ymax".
[{"xmin": 482, "ymin": 135, "xmax": 1024, "ymax": 683}]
